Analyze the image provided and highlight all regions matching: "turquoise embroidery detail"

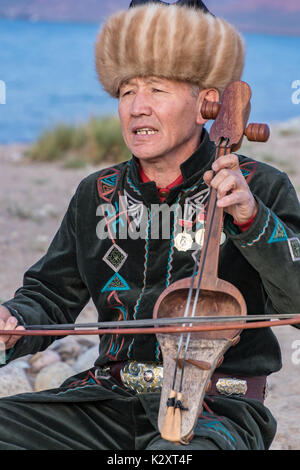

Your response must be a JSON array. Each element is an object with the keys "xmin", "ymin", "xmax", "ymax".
[
  {"xmin": 109, "ymin": 342, "xmax": 121, "ymax": 356},
  {"xmin": 127, "ymin": 339, "xmax": 134, "ymax": 358},
  {"xmin": 127, "ymin": 175, "xmax": 142, "ymax": 196},
  {"xmin": 202, "ymin": 420, "xmax": 235, "ymax": 443},
  {"xmin": 101, "ymin": 273, "xmax": 130, "ymax": 292},
  {"xmin": 166, "ymin": 195, "xmax": 181, "ymax": 287},
  {"xmin": 103, "ymin": 174, "xmax": 118, "ymax": 187},
  {"xmin": 115, "ymin": 305, "xmax": 127, "ymax": 321},
  {"xmin": 268, "ymin": 214, "xmax": 288, "ymax": 244},
  {"xmin": 106, "ymin": 202, "xmax": 125, "ymax": 233},
  {"xmin": 240, "ymin": 168, "xmax": 251, "ymax": 179},
  {"xmin": 155, "ymin": 341, "xmax": 161, "ymax": 361},
  {"xmin": 181, "ymin": 184, "xmax": 199, "ymax": 194},
  {"xmin": 241, "ymin": 209, "xmax": 271, "ymax": 248}
]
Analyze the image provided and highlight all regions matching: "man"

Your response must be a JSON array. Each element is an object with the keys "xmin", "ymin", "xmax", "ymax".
[{"xmin": 0, "ymin": 0, "xmax": 299, "ymax": 450}]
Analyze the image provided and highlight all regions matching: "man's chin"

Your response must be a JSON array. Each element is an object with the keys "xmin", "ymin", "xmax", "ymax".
[
  {"xmin": 134, "ymin": 153, "xmax": 164, "ymax": 162},
  {"xmin": 130, "ymin": 146, "xmax": 163, "ymax": 161}
]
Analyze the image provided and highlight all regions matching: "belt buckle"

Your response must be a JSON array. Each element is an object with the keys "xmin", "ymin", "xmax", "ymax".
[
  {"xmin": 216, "ymin": 377, "xmax": 248, "ymax": 397},
  {"xmin": 120, "ymin": 361, "xmax": 163, "ymax": 394}
]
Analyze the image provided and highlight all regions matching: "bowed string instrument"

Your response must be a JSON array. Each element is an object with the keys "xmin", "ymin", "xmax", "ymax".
[{"xmin": 1, "ymin": 81, "xmax": 300, "ymax": 444}]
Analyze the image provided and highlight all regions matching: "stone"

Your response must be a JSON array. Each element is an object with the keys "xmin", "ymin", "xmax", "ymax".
[
  {"xmin": 29, "ymin": 350, "xmax": 60, "ymax": 373},
  {"xmin": 0, "ymin": 362, "xmax": 33, "ymax": 398},
  {"xmin": 72, "ymin": 345, "xmax": 99, "ymax": 373},
  {"xmin": 51, "ymin": 336, "xmax": 83, "ymax": 362},
  {"xmin": 34, "ymin": 362, "xmax": 74, "ymax": 392}
]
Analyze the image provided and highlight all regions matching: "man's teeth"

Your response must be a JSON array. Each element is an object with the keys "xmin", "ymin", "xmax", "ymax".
[{"xmin": 136, "ymin": 128, "xmax": 157, "ymax": 135}]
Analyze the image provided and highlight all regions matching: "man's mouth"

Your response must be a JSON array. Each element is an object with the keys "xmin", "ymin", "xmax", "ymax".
[{"xmin": 133, "ymin": 127, "xmax": 158, "ymax": 135}]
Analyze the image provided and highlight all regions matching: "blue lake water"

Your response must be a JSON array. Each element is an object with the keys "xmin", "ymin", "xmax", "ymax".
[{"xmin": 0, "ymin": 18, "xmax": 300, "ymax": 143}]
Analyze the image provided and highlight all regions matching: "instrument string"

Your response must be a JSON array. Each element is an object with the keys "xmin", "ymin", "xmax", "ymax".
[
  {"xmin": 177, "ymin": 137, "xmax": 230, "ymax": 394},
  {"xmin": 169, "ymin": 137, "xmax": 224, "ymax": 390},
  {"xmin": 171, "ymin": 249, "xmax": 200, "ymax": 390}
]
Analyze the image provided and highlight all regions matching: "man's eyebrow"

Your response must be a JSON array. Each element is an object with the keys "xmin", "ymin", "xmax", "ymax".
[{"xmin": 121, "ymin": 79, "xmax": 133, "ymax": 87}]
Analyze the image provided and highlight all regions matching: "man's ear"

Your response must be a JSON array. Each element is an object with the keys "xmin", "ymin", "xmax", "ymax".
[{"xmin": 196, "ymin": 88, "xmax": 220, "ymax": 125}]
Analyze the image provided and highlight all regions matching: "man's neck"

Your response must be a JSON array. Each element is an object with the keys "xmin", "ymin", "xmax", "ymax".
[
  {"xmin": 138, "ymin": 161, "xmax": 182, "ymax": 188},
  {"xmin": 138, "ymin": 132, "xmax": 203, "ymax": 188}
]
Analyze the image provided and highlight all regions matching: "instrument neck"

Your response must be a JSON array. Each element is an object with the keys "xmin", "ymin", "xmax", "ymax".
[{"xmin": 195, "ymin": 142, "xmax": 230, "ymax": 284}]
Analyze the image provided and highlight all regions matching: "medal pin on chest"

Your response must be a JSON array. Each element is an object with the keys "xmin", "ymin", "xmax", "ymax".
[
  {"xmin": 175, "ymin": 218, "xmax": 193, "ymax": 252},
  {"xmin": 195, "ymin": 208, "xmax": 226, "ymax": 248},
  {"xmin": 174, "ymin": 229, "xmax": 225, "ymax": 252},
  {"xmin": 195, "ymin": 228, "xmax": 226, "ymax": 248},
  {"xmin": 175, "ymin": 210, "xmax": 226, "ymax": 252},
  {"xmin": 174, "ymin": 231, "xmax": 193, "ymax": 252}
]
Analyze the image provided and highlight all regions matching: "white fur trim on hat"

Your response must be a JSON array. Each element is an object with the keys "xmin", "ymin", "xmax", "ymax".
[{"xmin": 95, "ymin": 4, "xmax": 245, "ymax": 97}]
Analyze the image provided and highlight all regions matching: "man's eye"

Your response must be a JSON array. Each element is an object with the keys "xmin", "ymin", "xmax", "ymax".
[
  {"xmin": 152, "ymin": 88, "xmax": 163, "ymax": 93},
  {"xmin": 121, "ymin": 90, "xmax": 133, "ymax": 97}
]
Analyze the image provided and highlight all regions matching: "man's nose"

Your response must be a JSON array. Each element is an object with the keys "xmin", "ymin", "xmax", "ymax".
[{"xmin": 130, "ymin": 91, "xmax": 152, "ymax": 116}]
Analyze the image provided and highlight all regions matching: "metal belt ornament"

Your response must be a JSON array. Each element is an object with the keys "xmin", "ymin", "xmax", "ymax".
[{"xmin": 120, "ymin": 362, "xmax": 164, "ymax": 394}]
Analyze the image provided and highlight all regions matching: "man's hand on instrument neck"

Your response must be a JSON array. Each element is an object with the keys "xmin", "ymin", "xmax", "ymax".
[
  {"xmin": 203, "ymin": 153, "xmax": 258, "ymax": 225},
  {"xmin": 0, "ymin": 306, "xmax": 25, "ymax": 350}
]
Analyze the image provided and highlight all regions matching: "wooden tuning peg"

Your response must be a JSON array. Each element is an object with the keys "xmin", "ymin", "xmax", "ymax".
[
  {"xmin": 201, "ymin": 100, "xmax": 270, "ymax": 144},
  {"xmin": 245, "ymin": 123, "xmax": 270, "ymax": 143},
  {"xmin": 201, "ymin": 100, "xmax": 221, "ymax": 120}
]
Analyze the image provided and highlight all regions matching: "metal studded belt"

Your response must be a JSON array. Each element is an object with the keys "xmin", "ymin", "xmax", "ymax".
[
  {"xmin": 97, "ymin": 361, "xmax": 163, "ymax": 394},
  {"xmin": 96, "ymin": 361, "xmax": 267, "ymax": 401},
  {"xmin": 120, "ymin": 361, "xmax": 164, "ymax": 393}
]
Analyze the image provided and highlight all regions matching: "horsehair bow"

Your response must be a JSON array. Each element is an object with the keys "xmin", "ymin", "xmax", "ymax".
[{"xmin": 0, "ymin": 313, "xmax": 300, "ymax": 337}]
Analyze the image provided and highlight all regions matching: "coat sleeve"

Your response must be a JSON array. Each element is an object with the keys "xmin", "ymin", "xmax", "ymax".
[
  {"xmin": 224, "ymin": 167, "xmax": 300, "ymax": 321},
  {"xmin": 1, "ymin": 182, "xmax": 91, "ymax": 361}
]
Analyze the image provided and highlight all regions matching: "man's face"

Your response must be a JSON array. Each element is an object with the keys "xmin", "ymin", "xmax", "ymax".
[{"xmin": 118, "ymin": 77, "xmax": 203, "ymax": 163}]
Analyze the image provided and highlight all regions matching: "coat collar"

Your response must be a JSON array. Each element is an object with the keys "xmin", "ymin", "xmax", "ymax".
[{"xmin": 128, "ymin": 128, "xmax": 216, "ymax": 204}]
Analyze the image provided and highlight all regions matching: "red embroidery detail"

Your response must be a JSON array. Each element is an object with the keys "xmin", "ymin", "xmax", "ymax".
[{"xmin": 97, "ymin": 169, "xmax": 120, "ymax": 202}]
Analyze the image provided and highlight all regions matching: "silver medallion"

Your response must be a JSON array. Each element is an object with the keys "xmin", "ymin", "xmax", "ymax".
[
  {"xmin": 174, "ymin": 232, "xmax": 193, "ymax": 252},
  {"xmin": 220, "ymin": 231, "xmax": 227, "ymax": 245},
  {"xmin": 195, "ymin": 228, "xmax": 205, "ymax": 247}
]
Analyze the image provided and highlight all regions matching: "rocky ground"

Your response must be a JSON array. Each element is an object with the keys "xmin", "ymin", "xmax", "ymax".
[{"xmin": 0, "ymin": 118, "xmax": 300, "ymax": 450}]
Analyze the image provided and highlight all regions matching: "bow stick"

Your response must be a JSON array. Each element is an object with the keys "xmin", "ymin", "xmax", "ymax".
[{"xmin": 0, "ymin": 313, "xmax": 300, "ymax": 336}]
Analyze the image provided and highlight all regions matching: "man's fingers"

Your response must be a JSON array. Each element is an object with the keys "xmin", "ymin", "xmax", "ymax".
[
  {"xmin": 203, "ymin": 170, "xmax": 214, "ymax": 186},
  {"xmin": 5, "ymin": 325, "xmax": 25, "ymax": 349},
  {"xmin": 204, "ymin": 154, "xmax": 241, "ymax": 187},
  {"xmin": 0, "ymin": 316, "xmax": 16, "ymax": 345},
  {"xmin": 216, "ymin": 190, "xmax": 246, "ymax": 208},
  {"xmin": 0, "ymin": 318, "xmax": 7, "ymax": 343},
  {"xmin": 212, "ymin": 154, "xmax": 240, "ymax": 172},
  {"xmin": 0, "ymin": 316, "xmax": 23, "ymax": 348},
  {"xmin": 216, "ymin": 176, "xmax": 238, "ymax": 200}
]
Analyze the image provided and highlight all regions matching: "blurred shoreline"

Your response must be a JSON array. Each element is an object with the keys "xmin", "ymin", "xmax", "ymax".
[{"xmin": 1, "ymin": 116, "xmax": 300, "ymax": 193}]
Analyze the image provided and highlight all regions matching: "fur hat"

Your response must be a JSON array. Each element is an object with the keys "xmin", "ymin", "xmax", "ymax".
[{"xmin": 95, "ymin": 2, "xmax": 245, "ymax": 98}]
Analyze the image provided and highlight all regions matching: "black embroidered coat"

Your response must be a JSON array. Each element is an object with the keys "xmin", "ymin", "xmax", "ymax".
[{"xmin": 3, "ymin": 130, "xmax": 300, "ymax": 376}]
